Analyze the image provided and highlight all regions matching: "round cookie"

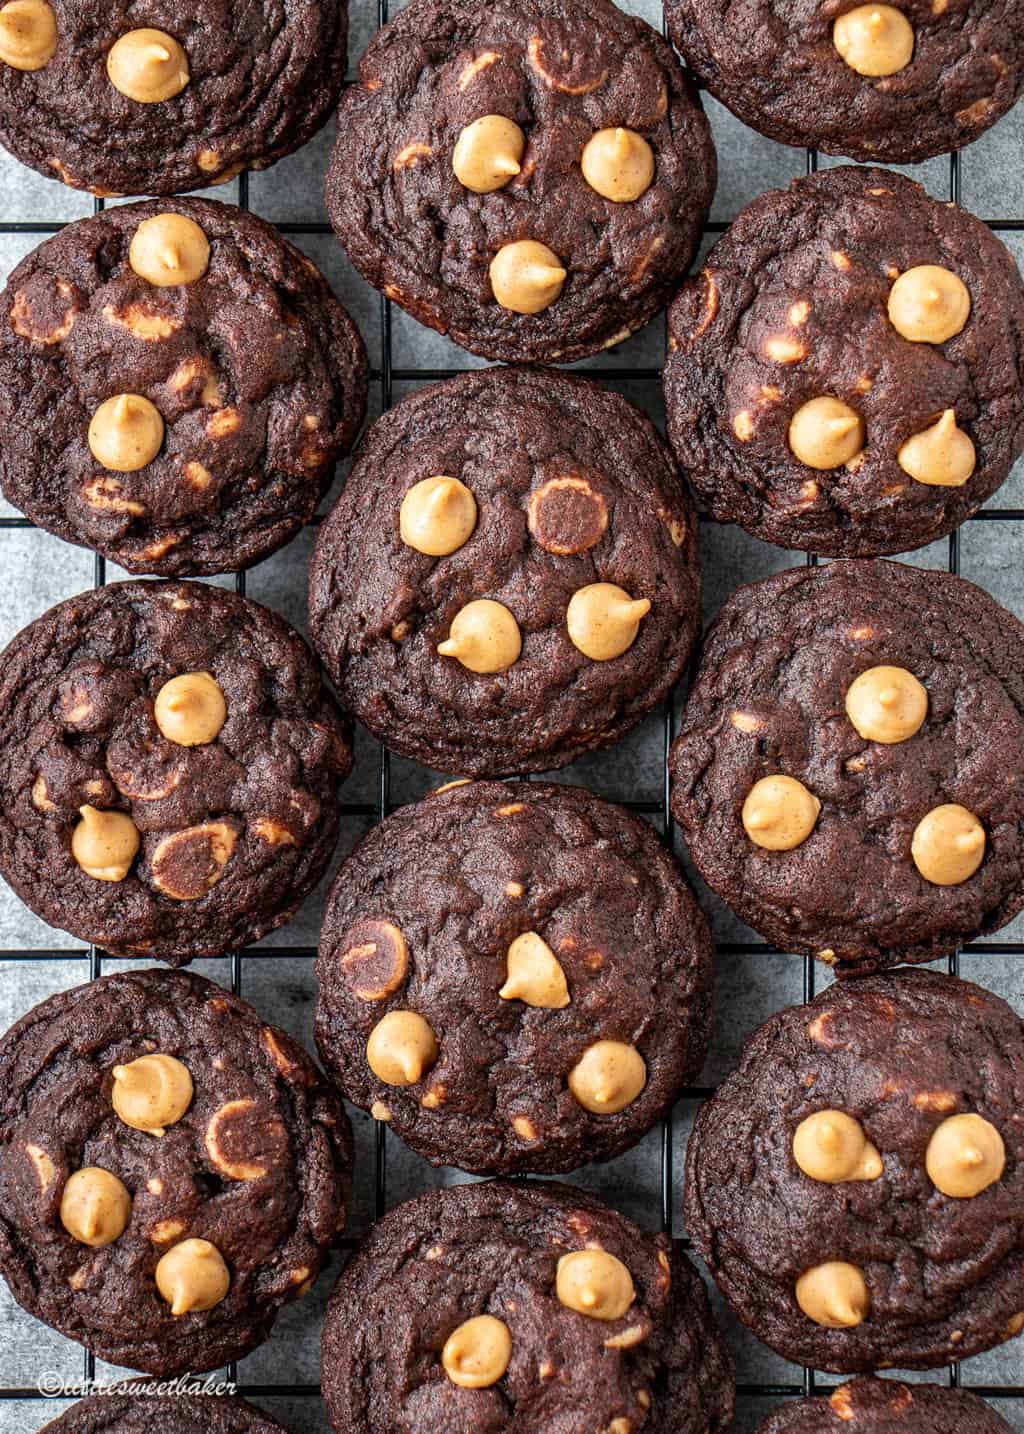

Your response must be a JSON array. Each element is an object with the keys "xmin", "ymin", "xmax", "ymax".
[
  {"xmin": 0, "ymin": 199, "xmax": 367, "ymax": 577},
  {"xmin": 326, "ymin": 0, "xmax": 715, "ymax": 364},
  {"xmin": 0, "ymin": 968, "xmax": 352, "ymax": 1375},
  {"xmin": 670, "ymin": 558, "xmax": 1024, "ymax": 972},
  {"xmin": 756, "ymin": 1377, "xmax": 1015, "ymax": 1433},
  {"xmin": 0, "ymin": 580, "xmax": 352, "ymax": 964},
  {"xmin": 315, "ymin": 780, "xmax": 713, "ymax": 1174},
  {"xmin": 41, "ymin": 1394, "xmax": 293, "ymax": 1433},
  {"xmin": 663, "ymin": 0, "xmax": 1024, "ymax": 164},
  {"xmin": 0, "ymin": 0, "xmax": 349, "ymax": 195},
  {"xmin": 309, "ymin": 366, "xmax": 701, "ymax": 776},
  {"xmin": 321, "ymin": 1179, "xmax": 734, "ymax": 1433},
  {"xmin": 685, "ymin": 968, "xmax": 1024, "ymax": 1372},
  {"xmin": 664, "ymin": 166, "xmax": 1024, "ymax": 557}
]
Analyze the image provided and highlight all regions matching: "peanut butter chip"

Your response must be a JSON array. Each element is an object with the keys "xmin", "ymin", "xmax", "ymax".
[
  {"xmin": 107, "ymin": 28, "xmax": 189, "ymax": 103},
  {"xmin": 556, "ymin": 1249, "xmax": 635, "ymax": 1321},
  {"xmin": 111, "ymin": 1053, "xmax": 193, "ymax": 1135},
  {"xmin": 566, "ymin": 583, "xmax": 650, "ymax": 661},
  {"xmin": 72, "ymin": 804, "xmax": 140, "ymax": 882},
  {"xmin": 340, "ymin": 918, "xmax": 410, "ymax": 1000},
  {"xmin": 150, "ymin": 821, "xmax": 238, "ymax": 900},
  {"xmin": 888, "ymin": 265, "xmax": 970, "ymax": 344},
  {"xmin": 499, "ymin": 931, "xmax": 570, "ymax": 1008},
  {"xmin": 205, "ymin": 1098, "xmax": 286, "ymax": 1181},
  {"xmin": 400, "ymin": 475, "xmax": 478, "ymax": 556},
  {"xmin": 793, "ymin": 1110, "xmax": 883, "ymax": 1183},
  {"xmin": 527, "ymin": 476, "xmax": 608, "ymax": 555},
  {"xmin": 60, "ymin": 1167, "xmax": 131, "ymax": 1247},
  {"xmin": 568, "ymin": 1040, "xmax": 647, "ymax": 1114},
  {"xmin": 833, "ymin": 4, "xmax": 914, "ymax": 77},
  {"xmin": 442, "ymin": 1315, "xmax": 513, "ymax": 1388},
  {"xmin": 912, "ymin": 804, "xmax": 985, "ymax": 885},
  {"xmin": 490, "ymin": 240, "xmax": 566, "ymax": 314},
  {"xmin": 129, "ymin": 213, "xmax": 210, "ymax": 288},
  {"xmin": 845, "ymin": 665, "xmax": 928, "ymax": 744},
  {"xmin": 897, "ymin": 410, "xmax": 976, "ymax": 487},
  {"xmin": 789, "ymin": 397, "xmax": 866, "ymax": 470},
  {"xmin": 581, "ymin": 127, "xmax": 654, "ymax": 203},
  {"xmin": 742, "ymin": 776, "xmax": 820, "ymax": 851},
  {"xmin": 366, "ymin": 1010, "xmax": 438, "ymax": 1086},
  {"xmin": 926, "ymin": 1113, "xmax": 1005, "ymax": 1197},
  {"xmin": 796, "ymin": 1262, "xmax": 871, "ymax": 1328},
  {"xmin": 438, "ymin": 599, "xmax": 522, "ymax": 674},
  {"xmin": 0, "ymin": 0, "xmax": 56, "ymax": 70},
  {"xmin": 155, "ymin": 1238, "xmax": 230, "ymax": 1316},
  {"xmin": 88, "ymin": 394, "xmax": 164, "ymax": 473},
  {"xmin": 452, "ymin": 115, "xmax": 525, "ymax": 193},
  {"xmin": 153, "ymin": 672, "xmax": 227, "ymax": 747}
]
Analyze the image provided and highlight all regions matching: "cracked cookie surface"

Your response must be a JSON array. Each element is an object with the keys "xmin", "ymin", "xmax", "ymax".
[
  {"xmin": 42, "ymin": 1395, "xmax": 293, "ymax": 1433},
  {"xmin": 757, "ymin": 1375, "xmax": 1014, "ymax": 1432}
]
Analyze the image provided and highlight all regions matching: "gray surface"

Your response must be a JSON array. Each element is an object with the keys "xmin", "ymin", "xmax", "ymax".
[{"xmin": 0, "ymin": 1, "xmax": 1023, "ymax": 1429}]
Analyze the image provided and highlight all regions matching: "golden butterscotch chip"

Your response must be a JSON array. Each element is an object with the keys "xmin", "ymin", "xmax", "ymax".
[
  {"xmin": 150, "ymin": 821, "xmax": 238, "ymax": 900},
  {"xmin": 926, "ymin": 1113, "xmax": 1005, "ymax": 1197},
  {"xmin": 438, "ymin": 599, "xmax": 522, "ymax": 674},
  {"xmin": 340, "ymin": 918, "xmax": 410, "ymax": 1001},
  {"xmin": 911, "ymin": 803, "xmax": 985, "ymax": 885},
  {"xmin": 888, "ymin": 265, "xmax": 970, "ymax": 344},
  {"xmin": 366, "ymin": 1009, "xmax": 438, "ymax": 1085},
  {"xmin": 566, "ymin": 583, "xmax": 650, "ymax": 661},
  {"xmin": 833, "ymin": 4, "xmax": 914, "ymax": 77},
  {"xmin": 499, "ymin": 930, "xmax": 570, "ymax": 1008},
  {"xmin": 442, "ymin": 1314, "xmax": 513, "ymax": 1388},
  {"xmin": 129, "ymin": 213, "xmax": 210, "ymax": 288},
  {"xmin": 60, "ymin": 1167, "xmax": 131, "ymax": 1247},
  {"xmin": 155, "ymin": 1238, "xmax": 230, "ymax": 1315},
  {"xmin": 153, "ymin": 671, "xmax": 227, "ymax": 747},
  {"xmin": 581, "ymin": 128, "xmax": 654, "ymax": 203},
  {"xmin": 452, "ymin": 115, "xmax": 525, "ymax": 193},
  {"xmin": 897, "ymin": 409, "xmax": 976, "ymax": 487},
  {"xmin": 527, "ymin": 476, "xmax": 609, "ymax": 555},
  {"xmin": 568, "ymin": 1040, "xmax": 646, "ymax": 1114},
  {"xmin": 796, "ymin": 1261, "xmax": 870, "ymax": 1328},
  {"xmin": 0, "ymin": 0, "xmax": 56, "ymax": 70},
  {"xmin": 792, "ymin": 1110, "xmax": 883, "ymax": 1184},
  {"xmin": 72, "ymin": 804, "xmax": 140, "ymax": 882},
  {"xmin": 845, "ymin": 665, "xmax": 928, "ymax": 744},
  {"xmin": 399, "ymin": 475, "xmax": 478, "ymax": 556},
  {"xmin": 107, "ymin": 28, "xmax": 189, "ymax": 103},
  {"xmin": 111, "ymin": 1053, "xmax": 193, "ymax": 1135},
  {"xmin": 88, "ymin": 394, "xmax": 164, "ymax": 473},
  {"xmin": 556, "ymin": 1249, "xmax": 635, "ymax": 1320},
  {"xmin": 789, "ymin": 397, "xmax": 866, "ymax": 470},
  {"xmin": 742, "ymin": 775, "xmax": 820, "ymax": 851},
  {"xmin": 490, "ymin": 240, "xmax": 566, "ymax": 314}
]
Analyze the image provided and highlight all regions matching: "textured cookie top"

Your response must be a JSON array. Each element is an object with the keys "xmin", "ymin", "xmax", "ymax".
[
  {"xmin": 315, "ymin": 780, "xmax": 713, "ymax": 1174},
  {"xmin": 664, "ymin": 167, "xmax": 1024, "ymax": 557},
  {"xmin": 0, "ymin": 969, "xmax": 352, "ymax": 1376},
  {"xmin": 757, "ymin": 1377, "xmax": 1014, "ymax": 1433},
  {"xmin": 685, "ymin": 969, "xmax": 1024, "ymax": 1373},
  {"xmin": 663, "ymin": 0, "xmax": 1024, "ymax": 164},
  {"xmin": 0, "ymin": 0, "xmax": 348, "ymax": 194},
  {"xmin": 322, "ymin": 1179, "xmax": 734, "ymax": 1434},
  {"xmin": 42, "ymin": 1395, "xmax": 292, "ymax": 1434},
  {"xmin": 326, "ymin": 0, "xmax": 715, "ymax": 363},
  {"xmin": 670, "ymin": 559, "xmax": 1024, "ymax": 972},
  {"xmin": 309, "ymin": 366, "xmax": 701, "ymax": 775},
  {"xmin": 0, "ymin": 199, "xmax": 367, "ymax": 577},
  {"xmin": 0, "ymin": 580, "xmax": 351, "ymax": 963}
]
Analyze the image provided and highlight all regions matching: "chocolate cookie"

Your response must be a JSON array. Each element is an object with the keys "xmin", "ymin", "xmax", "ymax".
[
  {"xmin": 664, "ymin": 0, "xmax": 1024, "ymax": 164},
  {"xmin": 664, "ymin": 167, "xmax": 1024, "ymax": 557},
  {"xmin": 41, "ymin": 1394, "xmax": 292, "ymax": 1433},
  {"xmin": 0, "ymin": 580, "xmax": 351, "ymax": 964},
  {"xmin": 0, "ymin": 968, "xmax": 352, "ymax": 1375},
  {"xmin": 309, "ymin": 366, "xmax": 701, "ymax": 775},
  {"xmin": 326, "ymin": 0, "xmax": 715, "ymax": 364},
  {"xmin": 670, "ymin": 560, "xmax": 1024, "ymax": 973},
  {"xmin": 315, "ymin": 780, "xmax": 713, "ymax": 1175},
  {"xmin": 321, "ymin": 1179, "xmax": 734, "ymax": 1434},
  {"xmin": 0, "ymin": 0, "xmax": 348, "ymax": 195},
  {"xmin": 685, "ymin": 968, "xmax": 1024, "ymax": 1372},
  {"xmin": 0, "ymin": 199, "xmax": 367, "ymax": 577},
  {"xmin": 757, "ymin": 1377, "xmax": 1015, "ymax": 1433}
]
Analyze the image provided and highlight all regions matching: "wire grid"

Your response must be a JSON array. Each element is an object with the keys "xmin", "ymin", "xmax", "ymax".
[{"xmin": 0, "ymin": 9, "xmax": 1023, "ymax": 1426}]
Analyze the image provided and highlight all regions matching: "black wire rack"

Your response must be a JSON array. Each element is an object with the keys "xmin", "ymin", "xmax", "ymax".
[{"xmin": 0, "ymin": 4, "xmax": 1023, "ymax": 1427}]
